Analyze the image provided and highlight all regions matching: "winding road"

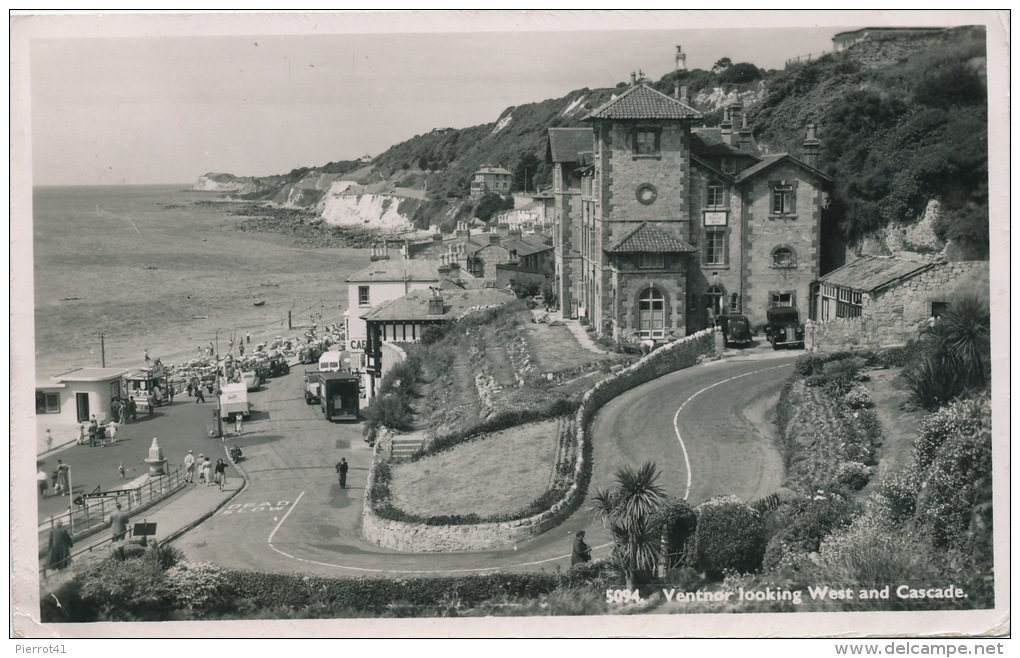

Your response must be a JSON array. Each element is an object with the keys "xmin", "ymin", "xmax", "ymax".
[{"xmin": 173, "ymin": 351, "xmax": 797, "ymax": 575}]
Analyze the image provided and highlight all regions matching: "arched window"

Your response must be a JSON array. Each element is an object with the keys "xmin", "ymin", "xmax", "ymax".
[
  {"xmin": 638, "ymin": 288, "xmax": 665, "ymax": 339},
  {"xmin": 772, "ymin": 246, "xmax": 797, "ymax": 268},
  {"xmin": 706, "ymin": 179, "xmax": 725, "ymax": 207},
  {"xmin": 706, "ymin": 285, "xmax": 726, "ymax": 316}
]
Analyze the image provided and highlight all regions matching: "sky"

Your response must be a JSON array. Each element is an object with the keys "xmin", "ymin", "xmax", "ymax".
[{"xmin": 12, "ymin": 9, "xmax": 993, "ymax": 186}]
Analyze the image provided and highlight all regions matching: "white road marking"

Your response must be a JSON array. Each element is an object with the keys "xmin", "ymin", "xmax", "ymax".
[
  {"xmin": 673, "ymin": 363, "xmax": 793, "ymax": 500},
  {"xmin": 267, "ymin": 490, "xmax": 304, "ymax": 545}
]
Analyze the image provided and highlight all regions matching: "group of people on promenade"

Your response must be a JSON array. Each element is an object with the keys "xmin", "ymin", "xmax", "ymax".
[
  {"xmin": 37, "ymin": 459, "xmax": 70, "ymax": 498},
  {"xmin": 183, "ymin": 450, "xmax": 230, "ymax": 491}
]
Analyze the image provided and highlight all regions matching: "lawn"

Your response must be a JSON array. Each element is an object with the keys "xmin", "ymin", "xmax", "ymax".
[
  {"xmin": 523, "ymin": 320, "xmax": 623, "ymax": 373},
  {"xmin": 389, "ymin": 419, "xmax": 560, "ymax": 517}
]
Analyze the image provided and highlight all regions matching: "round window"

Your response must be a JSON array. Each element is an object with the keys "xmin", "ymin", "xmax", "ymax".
[{"xmin": 636, "ymin": 183, "xmax": 658, "ymax": 205}]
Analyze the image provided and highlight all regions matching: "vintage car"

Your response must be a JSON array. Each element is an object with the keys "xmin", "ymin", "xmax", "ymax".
[
  {"xmin": 764, "ymin": 306, "xmax": 805, "ymax": 350},
  {"xmin": 717, "ymin": 313, "xmax": 753, "ymax": 347}
]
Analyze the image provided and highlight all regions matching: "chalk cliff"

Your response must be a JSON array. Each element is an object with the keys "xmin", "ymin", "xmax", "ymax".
[
  {"xmin": 316, "ymin": 181, "xmax": 415, "ymax": 230},
  {"xmin": 192, "ymin": 173, "xmax": 268, "ymax": 194}
]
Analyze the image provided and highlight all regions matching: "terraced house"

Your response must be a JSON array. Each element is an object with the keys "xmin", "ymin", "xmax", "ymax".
[{"xmin": 548, "ymin": 82, "xmax": 832, "ymax": 340}]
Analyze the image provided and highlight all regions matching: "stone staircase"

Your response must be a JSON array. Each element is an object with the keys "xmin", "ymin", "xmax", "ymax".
[{"xmin": 390, "ymin": 435, "xmax": 424, "ymax": 459}]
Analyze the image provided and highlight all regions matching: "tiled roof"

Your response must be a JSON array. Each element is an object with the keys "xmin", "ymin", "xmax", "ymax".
[
  {"xmin": 607, "ymin": 222, "xmax": 698, "ymax": 254},
  {"xmin": 502, "ymin": 237, "xmax": 554, "ymax": 257},
  {"xmin": 345, "ymin": 259, "xmax": 440, "ymax": 283},
  {"xmin": 360, "ymin": 288, "xmax": 515, "ymax": 322},
  {"xmin": 735, "ymin": 153, "xmax": 834, "ymax": 183},
  {"xmin": 583, "ymin": 84, "xmax": 702, "ymax": 121},
  {"xmin": 547, "ymin": 127, "xmax": 594, "ymax": 163},
  {"xmin": 818, "ymin": 256, "xmax": 936, "ymax": 292},
  {"xmin": 475, "ymin": 167, "xmax": 512, "ymax": 176}
]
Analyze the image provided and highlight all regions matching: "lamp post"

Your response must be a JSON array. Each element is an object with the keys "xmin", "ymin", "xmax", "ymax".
[
  {"xmin": 213, "ymin": 328, "xmax": 223, "ymax": 438},
  {"xmin": 66, "ymin": 466, "xmax": 74, "ymax": 534}
]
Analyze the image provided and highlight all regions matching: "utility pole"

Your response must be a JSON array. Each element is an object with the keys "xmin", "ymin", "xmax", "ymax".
[{"xmin": 99, "ymin": 332, "xmax": 106, "ymax": 367}]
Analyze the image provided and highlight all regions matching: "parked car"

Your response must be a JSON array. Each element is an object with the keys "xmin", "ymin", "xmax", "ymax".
[
  {"xmin": 717, "ymin": 313, "xmax": 753, "ymax": 347},
  {"xmin": 764, "ymin": 306, "xmax": 805, "ymax": 350}
]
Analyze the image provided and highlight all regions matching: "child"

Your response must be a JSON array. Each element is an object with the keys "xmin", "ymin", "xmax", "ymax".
[{"xmin": 118, "ymin": 462, "xmax": 126, "ymax": 479}]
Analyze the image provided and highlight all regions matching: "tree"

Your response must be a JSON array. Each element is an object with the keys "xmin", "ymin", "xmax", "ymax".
[
  {"xmin": 693, "ymin": 496, "xmax": 766, "ymax": 578},
  {"xmin": 712, "ymin": 57, "xmax": 732, "ymax": 73},
  {"xmin": 590, "ymin": 462, "xmax": 666, "ymax": 589},
  {"xmin": 513, "ymin": 153, "xmax": 542, "ymax": 193},
  {"xmin": 719, "ymin": 62, "xmax": 762, "ymax": 84}
]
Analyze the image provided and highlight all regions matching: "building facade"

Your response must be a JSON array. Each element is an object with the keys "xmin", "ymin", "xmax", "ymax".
[
  {"xmin": 550, "ymin": 83, "xmax": 832, "ymax": 340},
  {"xmin": 470, "ymin": 166, "xmax": 513, "ymax": 198}
]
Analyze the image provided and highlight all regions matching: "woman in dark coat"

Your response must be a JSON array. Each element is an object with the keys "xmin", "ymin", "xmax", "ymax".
[
  {"xmin": 571, "ymin": 530, "xmax": 591, "ymax": 566},
  {"xmin": 47, "ymin": 520, "xmax": 73, "ymax": 573}
]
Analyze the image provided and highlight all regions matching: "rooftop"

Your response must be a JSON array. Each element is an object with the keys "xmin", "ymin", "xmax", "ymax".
[
  {"xmin": 607, "ymin": 222, "xmax": 698, "ymax": 254},
  {"xmin": 734, "ymin": 153, "xmax": 834, "ymax": 184},
  {"xmin": 51, "ymin": 367, "xmax": 129, "ymax": 383},
  {"xmin": 360, "ymin": 288, "xmax": 515, "ymax": 322},
  {"xmin": 345, "ymin": 259, "xmax": 441, "ymax": 284},
  {"xmin": 818, "ymin": 255, "xmax": 937, "ymax": 292},
  {"xmin": 546, "ymin": 127, "xmax": 594, "ymax": 163},
  {"xmin": 583, "ymin": 84, "xmax": 702, "ymax": 122}
]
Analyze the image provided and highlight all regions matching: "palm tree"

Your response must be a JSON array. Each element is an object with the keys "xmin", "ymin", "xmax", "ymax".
[
  {"xmin": 591, "ymin": 462, "xmax": 666, "ymax": 589},
  {"xmin": 930, "ymin": 295, "xmax": 990, "ymax": 388}
]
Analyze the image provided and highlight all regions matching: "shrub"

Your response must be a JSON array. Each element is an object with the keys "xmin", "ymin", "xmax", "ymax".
[
  {"xmin": 794, "ymin": 353, "xmax": 826, "ymax": 376},
  {"xmin": 649, "ymin": 497, "xmax": 698, "ymax": 570},
  {"xmin": 873, "ymin": 468, "xmax": 921, "ymax": 527},
  {"xmin": 843, "ymin": 384, "xmax": 873, "ymax": 409},
  {"xmin": 73, "ymin": 554, "xmax": 171, "ymax": 621},
  {"xmin": 693, "ymin": 496, "xmax": 766, "ymax": 578},
  {"xmin": 904, "ymin": 352, "xmax": 968, "ymax": 411},
  {"xmin": 913, "ymin": 396, "xmax": 989, "ymax": 472},
  {"xmin": 164, "ymin": 561, "xmax": 234, "ymax": 615},
  {"xmin": 818, "ymin": 516, "xmax": 940, "ymax": 588},
  {"xmin": 833, "ymin": 462, "xmax": 872, "ymax": 492}
]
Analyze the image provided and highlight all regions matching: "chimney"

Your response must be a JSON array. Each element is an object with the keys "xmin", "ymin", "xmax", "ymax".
[
  {"xmin": 428, "ymin": 289, "xmax": 444, "ymax": 316},
  {"xmin": 432, "ymin": 233, "xmax": 443, "ymax": 244},
  {"xmin": 738, "ymin": 114, "xmax": 753, "ymax": 152},
  {"xmin": 448, "ymin": 261, "xmax": 461, "ymax": 283},
  {"xmin": 456, "ymin": 221, "xmax": 470, "ymax": 241},
  {"xmin": 675, "ymin": 45, "xmax": 687, "ymax": 71},
  {"xmin": 674, "ymin": 82, "xmax": 680, "ymax": 99},
  {"xmin": 489, "ymin": 233, "xmax": 501, "ymax": 245},
  {"xmin": 728, "ymin": 103, "xmax": 743, "ymax": 135},
  {"xmin": 720, "ymin": 107, "xmax": 733, "ymax": 146},
  {"xmin": 802, "ymin": 123, "xmax": 821, "ymax": 168},
  {"xmin": 509, "ymin": 227, "xmax": 522, "ymax": 240},
  {"xmin": 681, "ymin": 86, "xmax": 688, "ymax": 104},
  {"xmin": 630, "ymin": 71, "xmax": 637, "ymax": 86}
]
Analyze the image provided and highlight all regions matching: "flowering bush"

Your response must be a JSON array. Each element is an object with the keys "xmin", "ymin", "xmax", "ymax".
[
  {"xmin": 834, "ymin": 461, "xmax": 872, "ymax": 491},
  {"xmin": 914, "ymin": 396, "xmax": 989, "ymax": 472},
  {"xmin": 165, "ymin": 561, "xmax": 234, "ymax": 614},
  {"xmin": 693, "ymin": 496, "xmax": 766, "ymax": 578},
  {"xmin": 843, "ymin": 384, "xmax": 873, "ymax": 409}
]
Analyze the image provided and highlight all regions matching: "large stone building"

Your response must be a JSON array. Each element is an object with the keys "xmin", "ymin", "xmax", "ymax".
[{"xmin": 548, "ymin": 82, "xmax": 832, "ymax": 340}]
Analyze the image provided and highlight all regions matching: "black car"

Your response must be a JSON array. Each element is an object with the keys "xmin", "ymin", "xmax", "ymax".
[
  {"xmin": 764, "ymin": 306, "xmax": 805, "ymax": 350},
  {"xmin": 717, "ymin": 313, "xmax": 753, "ymax": 347}
]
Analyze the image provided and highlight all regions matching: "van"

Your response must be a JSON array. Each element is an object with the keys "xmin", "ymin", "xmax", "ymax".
[
  {"xmin": 220, "ymin": 382, "xmax": 250, "ymax": 421},
  {"xmin": 318, "ymin": 350, "xmax": 346, "ymax": 372}
]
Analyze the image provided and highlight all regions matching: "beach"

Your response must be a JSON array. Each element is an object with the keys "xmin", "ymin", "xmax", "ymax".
[{"xmin": 30, "ymin": 185, "xmax": 374, "ymax": 380}]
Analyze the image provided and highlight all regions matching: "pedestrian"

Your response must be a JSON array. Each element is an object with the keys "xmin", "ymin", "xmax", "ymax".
[
  {"xmin": 45, "ymin": 520, "xmax": 73, "ymax": 575},
  {"xmin": 234, "ymin": 412, "xmax": 244, "ymax": 436},
  {"xmin": 571, "ymin": 530, "xmax": 592, "ymax": 566},
  {"xmin": 88, "ymin": 416, "xmax": 98, "ymax": 447},
  {"xmin": 55, "ymin": 460, "xmax": 69, "ymax": 497},
  {"xmin": 239, "ymin": 343, "xmax": 245, "ymax": 357},
  {"xmin": 45, "ymin": 429, "xmax": 53, "ymax": 452},
  {"xmin": 184, "ymin": 450, "xmax": 196, "ymax": 483},
  {"xmin": 37, "ymin": 468, "xmax": 49, "ymax": 497},
  {"xmin": 118, "ymin": 462, "xmax": 126, "ymax": 479},
  {"xmin": 97, "ymin": 423, "xmax": 107, "ymax": 447},
  {"xmin": 201, "ymin": 457, "xmax": 212, "ymax": 486},
  {"xmin": 77, "ymin": 422, "xmax": 86, "ymax": 446},
  {"xmin": 144, "ymin": 349, "xmax": 150, "ymax": 363},
  {"xmin": 106, "ymin": 420, "xmax": 118, "ymax": 444},
  {"xmin": 167, "ymin": 383, "xmax": 175, "ymax": 404},
  {"xmin": 335, "ymin": 458, "xmax": 349, "ymax": 489},
  {"xmin": 197, "ymin": 454, "xmax": 207, "ymax": 484},
  {"xmin": 128, "ymin": 397, "xmax": 137, "ymax": 421},
  {"xmin": 215, "ymin": 459, "xmax": 228, "ymax": 491},
  {"xmin": 109, "ymin": 503, "xmax": 129, "ymax": 542},
  {"xmin": 186, "ymin": 381, "xmax": 193, "ymax": 397},
  {"xmin": 246, "ymin": 331, "xmax": 251, "ymax": 345},
  {"xmin": 195, "ymin": 386, "xmax": 205, "ymax": 403}
]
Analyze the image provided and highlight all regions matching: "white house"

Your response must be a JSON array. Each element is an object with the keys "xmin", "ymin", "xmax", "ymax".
[{"xmin": 35, "ymin": 367, "xmax": 127, "ymax": 453}]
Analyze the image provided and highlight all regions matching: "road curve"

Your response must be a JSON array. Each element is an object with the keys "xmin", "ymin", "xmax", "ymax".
[{"xmin": 173, "ymin": 353, "xmax": 796, "ymax": 576}]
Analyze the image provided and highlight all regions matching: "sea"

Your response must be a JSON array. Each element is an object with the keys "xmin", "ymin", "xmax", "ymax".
[{"xmin": 26, "ymin": 184, "xmax": 373, "ymax": 381}]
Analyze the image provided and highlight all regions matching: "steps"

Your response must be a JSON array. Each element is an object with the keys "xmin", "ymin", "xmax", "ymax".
[{"xmin": 390, "ymin": 436, "xmax": 424, "ymax": 459}]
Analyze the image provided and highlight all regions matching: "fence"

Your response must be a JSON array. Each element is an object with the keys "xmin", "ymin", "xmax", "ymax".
[
  {"xmin": 38, "ymin": 465, "xmax": 186, "ymax": 554},
  {"xmin": 784, "ymin": 50, "xmax": 831, "ymax": 66}
]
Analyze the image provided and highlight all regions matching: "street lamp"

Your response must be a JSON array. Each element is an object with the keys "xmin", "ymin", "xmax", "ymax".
[
  {"xmin": 213, "ymin": 328, "xmax": 223, "ymax": 438},
  {"xmin": 66, "ymin": 466, "xmax": 74, "ymax": 534}
]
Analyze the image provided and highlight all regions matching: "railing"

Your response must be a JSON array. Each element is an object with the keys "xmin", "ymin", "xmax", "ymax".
[
  {"xmin": 38, "ymin": 465, "xmax": 186, "ymax": 547},
  {"xmin": 784, "ymin": 50, "xmax": 831, "ymax": 66}
]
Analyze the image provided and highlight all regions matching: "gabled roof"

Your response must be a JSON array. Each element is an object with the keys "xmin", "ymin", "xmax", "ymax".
[
  {"xmin": 818, "ymin": 256, "xmax": 937, "ymax": 292},
  {"xmin": 475, "ymin": 166, "xmax": 512, "ymax": 176},
  {"xmin": 345, "ymin": 259, "xmax": 440, "ymax": 284},
  {"xmin": 583, "ymin": 84, "xmax": 702, "ymax": 121},
  {"xmin": 690, "ymin": 154, "xmax": 736, "ymax": 182},
  {"xmin": 547, "ymin": 127, "xmax": 594, "ymax": 163},
  {"xmin": 607, "ymin": 222, "xmax": 698, "ymax": 254},
  {"xmin": 734, "ymin": 153, "xmax": 834, "ymax": 183},
  {"xmin": 360, "ymin": 288, "xmax": 515, "ymax": 322},
  {"xmin": 501, "ymin": 237, "xmax": 554, "ymax": 257}
]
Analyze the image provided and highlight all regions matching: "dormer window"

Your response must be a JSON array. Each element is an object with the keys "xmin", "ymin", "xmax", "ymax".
[{"xmin": 722, "ymin": 157, "xmax": 736, "ymax": 174}]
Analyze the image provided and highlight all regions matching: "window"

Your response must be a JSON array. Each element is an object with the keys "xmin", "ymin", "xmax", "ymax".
[
  {"xmin": 110, "ymin": 381, "xmax": 121, "ymax": 400},
  {"xmin": 770, "ymin": 291, "xmax": 796, "ymax": 308},
  {"xmin": 706, "ymin": 180, "xmax": 726, "ymax": 207},
  {"xmin": 688, "ymin": 292, "xmax": 699, "ymax": 312},
  {"xmin": 638, "ymin": 288, "xmax": 665, "ymax": 338},
  {"xmin": 772, "ymin": 246, "xmax": 797, "ymax": 268},
  {"xmin": 634, "ymin": 129, "xmax": 660, "ymax": 156},
  {"xmin": 36, "ymin": 391, "xmax": 59, "ymax": 414},
  {"xmin": 638, "ymin": 253, "xmax": 664, "ymax": 269},
  {"xmin": 772, "ymin": 184, "xmax": 795, "ymax": 215},
  {"xmin": 730, "ymin": 293, "xmax": 740, "ymax": 312},
  {"xmin": 722, "ymin": 157, "xmax": 737, "ymax": 174},
  {"xmin": 705, "ymin": 228, "xmax": 727, "ymax": 266},
  {"xmin": 358, "ymin": 286, "xmax": 370, "ymax": 306}
]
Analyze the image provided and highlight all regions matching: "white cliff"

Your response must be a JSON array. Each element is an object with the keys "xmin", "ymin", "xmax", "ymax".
[
  {"xmin": 316, "ymin": 181, "xmax": 414, "ymax": 230},
  {"xmin": 192, "ymin": 173, "xmax": 265, "ymax": 194}
]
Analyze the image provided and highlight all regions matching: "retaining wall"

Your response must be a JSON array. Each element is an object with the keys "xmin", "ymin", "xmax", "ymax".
[{"xmin": 361, "ymin": 328, "xmax": 718, "ymax": 552}]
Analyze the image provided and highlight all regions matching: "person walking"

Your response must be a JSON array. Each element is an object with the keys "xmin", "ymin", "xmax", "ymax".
[
  {"xmin": 571, "ymin": 530, "xmax": 592, "ymax": 566},
  {"xmin": 336, "ymin": 457, "xmax": 349, "ymax": 489},
  {"xmin": 119, "ymin": 462, "xmax": 126, "ymax": 479},
  {"xmin": 88, "ymin": 416, "xmax": 99, "ymax": 447},
  {"xmin": 186, "ymin": 381, "xmax": 193, "ymax": 397},
  {"xmin": 106, "ymin": 420, "xmax": 118, "ymax": 444},
  {"xmin": 246, "ymin": 331, "xmax": 251, "ymax": 345},
  {"xmin": 214, "ymin": 459, "xmax": 228, "ymax": 491},
  {"xmin": 45, "ymin": 520, "xmax": 73, "ymax": 575},
  {"xmin": 127, "ymin": 397, "xmax": 137, "ymax": 421},
  {"xmin": 201, "ymin": 457, "xmax": 213, "ymax": 486},
  {"xmin": 184, "ymin": 450, "xmax": 196, "ymax": 483},
  {"xmin": 167, "ymin": 383, "xmax": 175, "ymax": 404},
  {"xmin": 197, "ymin": 454, "xmax": 207, "ymax": 484},
  {"xmin": 195, "ymin": 386, "xmax": 205, "ymax": 403},
  {"xmin": 55, "ymin": 460, "xmax": 70, "ymax": 497},
  {"xmin": 109, "ymin": 503, "xmax": 129, "ymax": 542},
  {"xmin": 234, "ymin": 412, "xmax": 244, "ymax": 436}
]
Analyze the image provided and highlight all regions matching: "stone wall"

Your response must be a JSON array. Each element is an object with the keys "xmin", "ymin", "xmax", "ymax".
[
  {"xmin": 361, "ymin": 328, "xmax": 718, "ymax": 552},
  {"xmin": 807, "ymin": 261, "xmax": 989, "ymax": 351}
]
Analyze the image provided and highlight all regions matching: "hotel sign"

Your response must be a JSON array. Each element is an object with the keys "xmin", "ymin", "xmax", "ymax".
[{"xmin": 703, "ymin": 211, "xmax": 728, "ymax": 226}]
